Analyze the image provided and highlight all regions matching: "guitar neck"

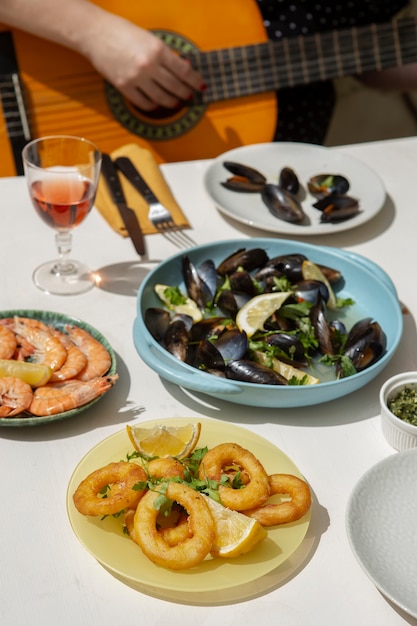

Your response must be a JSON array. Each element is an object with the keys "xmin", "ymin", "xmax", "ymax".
[{"xmin": 195, "ymin": 16, "xmax": 417, "ymax": 103}]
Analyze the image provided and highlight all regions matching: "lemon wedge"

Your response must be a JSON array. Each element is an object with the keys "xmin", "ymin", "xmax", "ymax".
[
  {"xmin": 253, "ymin": 350, "xmax": 320, "ymax": 385},
  {"xmin": 154, "ymin": 284, "xmax": 203, "ymax": 323},
  {"xmin": 235, "ymin": 292, "xmax": 292, "ymax": 337},
  {"xmin": 126, "ymin": 422, "xmax": 201, "ymax": 459},
  {"xmin": 301, "ymin": 260, "xmax": 337, "ymax": 310},
  {"xmin": 0, "ymin": 359, "xmax": 52, "ymax": 387},
  {"xmin": 201, "ymin": 494, "xmax": 267, "ymax": 558}
]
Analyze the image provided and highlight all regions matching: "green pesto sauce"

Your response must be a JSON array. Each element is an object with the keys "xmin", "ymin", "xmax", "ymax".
[{"xmin": 388, "ymin": 386, "xmax": 417, "ymax": 426}]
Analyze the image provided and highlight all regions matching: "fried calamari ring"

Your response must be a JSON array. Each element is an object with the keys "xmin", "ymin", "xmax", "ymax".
[
  {"xmin": 244, "ymin": 473, "xmax": 311, "ymax": 526},
  {"xmin": 147, "ymin": 457, "xmax": 186, "ymax": 480},
  {"xmin": 159, "ymin": 510, "xmax": 192, "ymax": 547},
  {"xmin": 73, "ymin": 461, "xmax": 147, "ymax": 516},
  {"xmin": 198, "ymin": 442, "xmax": 270, "ymax": 511},
  {"xmin": 125, "ymin": 503, "xmax": 192, "ymax": 547},
  {"xmin": 134, "ymin": 482, "xmax": 215, "ymax": 570}
]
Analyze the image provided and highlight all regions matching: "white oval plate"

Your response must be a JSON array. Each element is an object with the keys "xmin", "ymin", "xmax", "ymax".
[
  {"xmin": 346, "ymin": 448, "xmax": 417, "ymax": 618},
  {"xmin": 204, "ymin": 142, "xmax": 386, "ymax": 235}
]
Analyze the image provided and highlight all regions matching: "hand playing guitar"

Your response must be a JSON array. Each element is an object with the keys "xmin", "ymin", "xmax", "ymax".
[
  {"xmin": 0, "ymin": 0, "xmax": 206, "ymax": 110},
  {"xmin": 83, "ymin": 12, "xmax": 206, "ymax": 111}
]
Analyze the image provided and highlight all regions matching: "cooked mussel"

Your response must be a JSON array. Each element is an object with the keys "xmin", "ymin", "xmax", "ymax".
[
  {"xmin": 144, "ymin": 307, "xmax": 171, "ymax": 343},
  {"xmin": 217, "ymin": 248, "xmax": 269, "ymax": 275},
  {"xmin": 261, "ymin": 184, "xmax": 307, "ymax": 224},
  {"xmin": 310, "ymin": 298, "xmax": 334, "ymax": 356},
  {"xmin": 265, "ymin": 333, "xmax": 308, "ymax": 367},
  {"xmin": 225, "ymin": 359, "xmax": 288, "ymax": 385},
  {"xmin": 294, "ymin": 279, "xmax": 330, "ymax": 305},
  {"xmin": 279, "ymin": 167, "xmax": 300, "ymax": 195},
  {"xmin": 341, "ymin": 318, "xmax": 386, "ymax": 373},
  {"xmin": 313, "ymin": 195, "xmax": 360, "ymax": 223},
  {"xmin": 307, "ymin": 174, "xmax": 350, "ymax": 199},
  {"xmin": 221, "ymin": 161, "xmax": 267, "ymax": 192},
  {"xmin": 165, "ymin": 314, "xmax": 194, "ymax": 361}
]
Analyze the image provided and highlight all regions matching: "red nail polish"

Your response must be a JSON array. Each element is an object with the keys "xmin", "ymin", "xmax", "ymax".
[{"xmin": 200, "ymin": 82, "xmax": 207, "ymax": 92}]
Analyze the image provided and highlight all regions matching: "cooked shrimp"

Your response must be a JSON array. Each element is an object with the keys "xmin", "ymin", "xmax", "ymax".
[
  {"xmin": 65, "ymin": 325, "xmax": 111, "ymax": 381},
  {"xmin": 12, "ymin": 317, "xmax": 67, "ymax": 372},
  {"xmin": 29, "ymin": 374, "xmax": 118, "ymax": 416},
  {"xmin": 0, "ymin": 325, "xmax": 17, "ymax": 359},
  {"xmin": 0, "ymin": 376, "xmax": 33, "ymax": 417},
  {"xmin": 49, "ymin": 328, "xmax": 87, "ymax": 381}
]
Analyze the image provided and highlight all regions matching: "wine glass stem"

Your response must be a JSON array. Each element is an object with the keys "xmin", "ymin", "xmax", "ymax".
[{"xmin": 54, "ymin": 230, "xmax": 76, "ymax": 276}]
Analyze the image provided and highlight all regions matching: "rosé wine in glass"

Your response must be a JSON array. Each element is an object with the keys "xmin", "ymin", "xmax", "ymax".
[{"xmin": 22, "ymin": 136, "xmax": 101, "ymax": 295}]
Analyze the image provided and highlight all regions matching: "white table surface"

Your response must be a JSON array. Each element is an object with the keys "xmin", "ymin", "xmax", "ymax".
[{"xmin": 2, "ymin": 137, "xmax": 417, "ymax": 626}]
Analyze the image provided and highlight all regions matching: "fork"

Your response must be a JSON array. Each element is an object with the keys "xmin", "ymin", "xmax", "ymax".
[
  {"xmin": 114, "ymin": 156, "xmax": 195, "ymax": 249},
  {"xmin": 147, "ymin": 202, "xmax": 196, "ymax": 248}
]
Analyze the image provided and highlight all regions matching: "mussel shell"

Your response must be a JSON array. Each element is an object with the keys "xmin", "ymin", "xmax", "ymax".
[
  {"xmin": 307, "ymin": 174, "xmax": 350, "ymax": 199},
  {"xmin": 217, "ymin": 290, "xmax": 251, "ymax": 318},
  {"xmin": 266, "ymin": 253, "xmax": 307, "ymax": 282},
  {"xmin": 310, "ymin": 299, "xmax": 334, "ymax": 356},
  {"xmin": 182, "ymin": 255, "xmax": 206, "ymax": 309},
  {"xmin": 261, "ymin": 184, "xmax": 307, "ymax": 224},
  {"xmin": 144, "ymin": 307, "xmax": 171, "ymax": 343},
  {"xmin": 225, "ymin": 359, "xmax": 287, "ymax": 385},
  {"xmin": 223, "ymin": 161, "xmax": 267, "ymax": 184},
  {"xmin": 229, "ymin": 270, "xmax": 257, "ymax": 296},
  {"xmin": 194, "ymin": 339, "xmax": 225, "ymax": 371},
  {"xmin": 214, "ymin": 328, "xmax": 249, "ymax": 362},
  {"xmin": 265, "ymin": 333, "xmax": 308, "ymax": 367},
  {"xmin": 221, "ymin": 178, "xmax": 265, "ymax": 193},
  {"xmin": 197, "ymin": 259, "xmax": 218, "ymax": 301},
  {"xmin": 294, "ymin": 279, "xmax": 329, "ymax": 305},
  {"xmin": 217, "ymin": 247, "xmax": 269, "ymax": 276},
  {"xmin": 190, "ymin": 317, "xmax": 234, "ymax": 341},
  {"xmin": 279, "ymin": 167, "xmax": 300, "ymax": 194},
  {"xmin": 313, "ymin": 195, "xmax": 360, "ymax": 223},
  {"xmin": 165, "ymin": 317, "xmax": 191, "ymax": 361},
  {"xmin": 342, "ymin": 318, "xmax": 387, "ymax": 371}
]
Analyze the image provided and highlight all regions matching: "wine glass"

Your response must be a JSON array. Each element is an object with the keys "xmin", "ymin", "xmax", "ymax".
[{"xmin": 22, "ymin": 135, "xmax": 102, "ymax": 295}]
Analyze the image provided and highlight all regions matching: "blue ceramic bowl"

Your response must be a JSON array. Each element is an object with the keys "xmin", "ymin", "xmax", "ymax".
[{"xmin": 133, "ymin": 238, "xmax": 402, "ymax": 408}]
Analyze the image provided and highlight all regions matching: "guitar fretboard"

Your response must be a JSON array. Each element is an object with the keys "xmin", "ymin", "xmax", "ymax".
[{"xmin": 193, "ymin": 17, "xmax": 417, "ymax": 104}]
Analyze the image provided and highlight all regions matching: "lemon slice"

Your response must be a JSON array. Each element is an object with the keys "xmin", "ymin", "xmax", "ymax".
[
  {"xmin": 301, "ymin": 260, "xmax": 337, "ymax": 310},
  {"xmin": 154, "ymin": 284, "xmax": 203, "ymax": 323},
  {"xmin": 253, "ymin": 351, "xmax": 319, "ymax": 385},
  {"xmin": 126, "ymin": 422, "xmax": 201, "ymax": 459},
  {"xmin": 0, "ymin": 359, "xmax": 52, "ymax": 387},
  {"xmin": 235, "ymin": 292, "xmax": 292, "ymax": 337},
  {"xmin": 201, "ymin": 494, "xmax": 267, "ymax": 558}
]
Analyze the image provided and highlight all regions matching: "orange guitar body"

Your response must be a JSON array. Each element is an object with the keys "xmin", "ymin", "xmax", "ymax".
[{"xmin": 0, "ymin": 0, "xmax": 277, "ymax": 175}]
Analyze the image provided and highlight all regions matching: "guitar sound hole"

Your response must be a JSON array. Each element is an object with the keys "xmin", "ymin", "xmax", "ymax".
[{"xmin": 132, "ymin": 103, "xmax": 186, "ymax": 120}]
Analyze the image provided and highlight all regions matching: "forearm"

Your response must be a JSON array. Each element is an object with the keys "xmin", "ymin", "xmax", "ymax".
[{"xmin": 0, "ymin": 0, "xmax": 111, "ymax": 59}]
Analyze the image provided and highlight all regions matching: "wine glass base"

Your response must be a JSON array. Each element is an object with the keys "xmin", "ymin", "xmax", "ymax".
[{"xmin": 33, "ymin": 260, "xmax": 96, "ymax": 295}]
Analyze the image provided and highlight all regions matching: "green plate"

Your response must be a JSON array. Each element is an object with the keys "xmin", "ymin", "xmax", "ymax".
[{"xmin": 0, "ymin": 309, "xmax": 117, "ymax": 427}]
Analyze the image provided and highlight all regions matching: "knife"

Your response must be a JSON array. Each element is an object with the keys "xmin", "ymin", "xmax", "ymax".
[
  {"xmin": 101, "ymin": 153, "xmax": 146, "ymax": 256},
  {"xmin": 114, "ymin": 156, "xmax": 161, "ymax": 207}
]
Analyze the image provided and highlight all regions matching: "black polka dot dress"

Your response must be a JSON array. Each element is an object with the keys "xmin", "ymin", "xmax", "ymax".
[{"xmin": 255, "ymin": 0, "xmax": 409, "ymax": 143}]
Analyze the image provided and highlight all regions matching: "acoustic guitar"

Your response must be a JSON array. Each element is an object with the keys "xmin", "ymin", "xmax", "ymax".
[{"xmin": 1, "ymin": 0, "xmax": 417, "ymax": 175}]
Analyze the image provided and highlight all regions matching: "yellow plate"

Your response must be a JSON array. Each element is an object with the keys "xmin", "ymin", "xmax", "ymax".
[{"xmin": 67, "ymin": 417, "xmax": 311, "ymax": 595}]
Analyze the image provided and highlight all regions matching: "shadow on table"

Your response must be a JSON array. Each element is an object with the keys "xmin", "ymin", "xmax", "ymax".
[{"xmin": 94, "ymin": 260, "xmax": 160, "ymax": 297}]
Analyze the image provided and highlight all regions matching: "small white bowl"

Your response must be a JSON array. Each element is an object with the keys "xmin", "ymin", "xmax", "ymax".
[{"xmin": 380, "ymin": 372, "xmax": 417, "ymax": 451}]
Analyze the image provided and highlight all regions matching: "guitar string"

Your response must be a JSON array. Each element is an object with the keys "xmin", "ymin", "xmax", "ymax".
[
  {"xmin": 198, "ymin": 31, "xmax": 417, "ymax": 101},
  {"xmin": 196, "ymin": 20, "xmax": 417, "ymax": 102}
]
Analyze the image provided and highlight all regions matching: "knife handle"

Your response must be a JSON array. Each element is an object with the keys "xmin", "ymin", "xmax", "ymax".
[
  {"xmin": 101, "ymin": 153, "xmax": 126, "ymax": 205},
  {"xmin": 114, "ymin": 156, "xmax": 158, "ymax": 204}
]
